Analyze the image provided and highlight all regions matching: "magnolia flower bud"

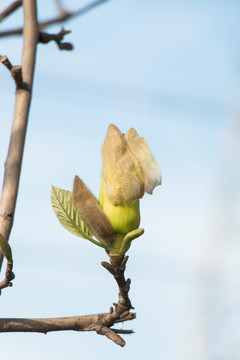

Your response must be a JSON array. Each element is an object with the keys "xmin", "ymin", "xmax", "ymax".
[
  {"xmin": 100, "ymin": 124, "xmax": 161, "ymax": 237},
  {"xmin": 101, "ymin": 124, "xmax": 162, "ymax": 206}
]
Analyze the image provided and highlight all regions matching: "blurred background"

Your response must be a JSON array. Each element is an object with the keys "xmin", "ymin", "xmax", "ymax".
[{"xmin": 1, "ymin": 0, "xmax": 240, "ymax": 359}]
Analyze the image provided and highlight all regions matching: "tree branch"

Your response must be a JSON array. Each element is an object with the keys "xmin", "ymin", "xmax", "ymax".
[
  {"xmin": 0, "ymin": 256, "xmax": 136, "ymax": 346},
  {"xmin": 0, "ymin": 0, "xmax": 38, "ymax": 271},
  {"xmin": 0, "ymin": 0, "xmax": 109, "ymax": 38},
  {"xmin": 0, "ymin": 312, "xmax": 135, "ymax": 346},
  {"xmin": 0, "ymin": 1, "xmax": 22, "ymax": 22},
  {"xmin": 0, "ymin": 313, "xmax": 135, "ymax": 334}
]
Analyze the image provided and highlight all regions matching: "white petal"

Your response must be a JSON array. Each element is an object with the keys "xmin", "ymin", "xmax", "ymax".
[{"xmin": 125, "ymin": 128, "xmax": 162, "ymax": 194}]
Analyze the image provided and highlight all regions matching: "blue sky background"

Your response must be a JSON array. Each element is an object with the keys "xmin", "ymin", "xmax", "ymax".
[{"xmin": 1, "ymin": 0, "xmax": 240, "ymax": 359}]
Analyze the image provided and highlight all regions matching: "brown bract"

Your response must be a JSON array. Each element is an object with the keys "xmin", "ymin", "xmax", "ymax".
[{"xmin": 72, "ymin": 176, "xmax": 115, "ymax": 245}]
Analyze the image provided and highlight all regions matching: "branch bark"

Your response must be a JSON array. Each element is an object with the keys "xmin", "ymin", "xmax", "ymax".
[
  {"xmin": 0, "ymin": 312, "xmax": 135, "ymax": 347},
  {"xmin": 0, "ymin": 0, "xmax": 38, "ymax": 270}
]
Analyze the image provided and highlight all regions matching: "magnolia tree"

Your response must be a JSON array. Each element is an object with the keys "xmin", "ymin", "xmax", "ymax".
[{"xmin": 0, "ymin": 1, "xmax": 161, "ymax": 347}]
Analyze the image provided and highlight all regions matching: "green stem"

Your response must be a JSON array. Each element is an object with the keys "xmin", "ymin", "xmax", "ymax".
[{"xmin": 86, "ymin": 236, "xmax": 106, "ymax": 248}]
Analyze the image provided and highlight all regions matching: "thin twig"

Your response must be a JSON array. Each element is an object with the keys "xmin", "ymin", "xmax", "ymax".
[
  {"xmin": 39, "ymin": 28, "xmax": 73, "ymax": 51},
  {"xmin": 0, "ymin": 0, "xmax": 38, "ymax": 270},
  {"xmin": 0, "ymin": 55, "xmax": 12, "ymax": 71},
  {"xmin": 0, "ymin": 0, "xmax": 22, "ymax": 22},
  {"xmin": 112, "ymin": 329, "xmax": 134, "ymax": 334},
  {"xmin": 0, "ymin": 0, "xmax": 109, "ymax": 38},
  {"xmin": 0, "ymin": 260, "xmax": 15, "ymax": 290},
  {"xmin": 108, "ymin": 254, "xmax": 133, "ymax": 311}
]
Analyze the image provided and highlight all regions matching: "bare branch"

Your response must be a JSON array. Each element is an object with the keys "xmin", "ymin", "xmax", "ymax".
[
  {"xmin": 0, "ymin": 1, "xmax": 22, "ymax": 22},
  {"xmin": 0, "ymin": 312, "xmax": 135, "ymax": 346},
  {"xmin": 0, "ymin": 0, "xmax": 38, "ymax": 270},
  {"xmin": 0, "ymin": 0, "xmax": 109, "ymax": 38},
  {"xmin": 0, "ymin": 257, "xmax": 136, "ymax": 346}
]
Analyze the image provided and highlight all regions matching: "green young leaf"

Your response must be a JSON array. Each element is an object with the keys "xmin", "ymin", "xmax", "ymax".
[
  {"xmin": 119, "ymin": 228, "xmax": 144, "ymax": 255},
  {"xmin": 51, "ymin": 186, "xmax": 105, "ymax": 248},
  {"xmin": 0, "ymin": 233, "xmax": 12, "ymax": 262}
]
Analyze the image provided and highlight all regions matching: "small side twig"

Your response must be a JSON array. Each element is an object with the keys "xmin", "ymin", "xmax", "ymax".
[
  {"xmin": 39, "ymin": 28, "xmax": 73, "ymax": 51},
  {"xmin": 0, "ymin": 260, "xmax": 15, "ymax": 290},
  {"xmin": 0, "ymin": 55, "xmax": 23, "ymax": 88},
  {"xmin": 0, "ymin": 0, "xmax": 22, "ymax": 22},
  {"xmin": 112, "ymin": 329, "xmax": 134, "ymax": 334}
]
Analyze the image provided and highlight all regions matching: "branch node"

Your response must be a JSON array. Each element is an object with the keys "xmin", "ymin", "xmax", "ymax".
[
  {"xmin": 119, "ymin": 297, "xmax": 126, "ymax": 305},
  {"xmin": 1, "ymin": 55, "xmax": 23, "ymax": 88},
  {"xmin": 11, "ymin": 66, "xmax": 23, "ymax": 88}
]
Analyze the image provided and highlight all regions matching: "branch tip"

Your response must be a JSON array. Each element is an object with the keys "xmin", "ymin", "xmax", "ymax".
[
  {"xmin": 96, "ymin": 325, "xmax": 126, "ymax": 347},
  {"xmin": 101, "ymin": 261, "xmax": 115, "ymax": 275},
  {"xmin": 111, "ymin": 328, "xmax": 134, "ymax": 335}
]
